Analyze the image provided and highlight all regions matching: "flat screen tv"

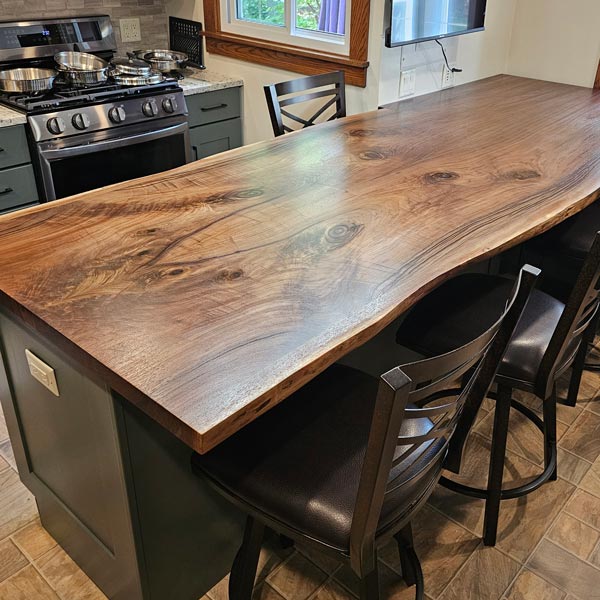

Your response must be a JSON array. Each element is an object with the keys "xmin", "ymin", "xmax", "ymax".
[{"xmin": 385, "ymin": 0, "xmax": 487, "ymax": 48}]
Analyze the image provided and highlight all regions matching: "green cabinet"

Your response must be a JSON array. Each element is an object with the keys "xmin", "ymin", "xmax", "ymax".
[
  {"xmin": 186, "ymin": 87, "xmax": 243, "ymax": 161},
  {"xmin": 0, "ymin": 125, "xmax": 39, "ymax": 214}
]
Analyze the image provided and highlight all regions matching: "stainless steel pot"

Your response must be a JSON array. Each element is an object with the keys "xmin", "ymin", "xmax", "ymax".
[
  {"xmin": 133, "ymin": 49, "xmax": 188, "ymax": 73},
  {"xmin": 0, "ymin": 68, "xmax": 57, "ymax": 93},
  {"xmin": 111, "ymin": 56, "xmax": 153, "ymax": 77},
  {"xmin": 54, "ymin": 51, "xmax": 109, "ymax": 86},
  {"xmin": 110, "ymin": 71, "xmax": 164, "ymax": 86}
]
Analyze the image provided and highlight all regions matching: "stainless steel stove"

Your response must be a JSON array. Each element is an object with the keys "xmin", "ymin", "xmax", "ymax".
[{"xmin": 0, "ymin": 16, "xmax": 191, "ymax": 201}]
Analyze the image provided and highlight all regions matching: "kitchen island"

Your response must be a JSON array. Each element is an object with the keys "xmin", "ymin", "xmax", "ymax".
[{"xmin": 0, "ymin": 75, "xmax": 600, "ymax": 599}]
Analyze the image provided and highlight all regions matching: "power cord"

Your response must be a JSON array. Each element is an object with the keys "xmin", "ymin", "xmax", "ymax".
[{"xmin": 435, "ymin": 39, "xmax": 462, "ymax": 73}]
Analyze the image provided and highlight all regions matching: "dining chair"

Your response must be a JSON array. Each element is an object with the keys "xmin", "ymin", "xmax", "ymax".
[
  {"xmin": 192, "ymin": 265, "xmax": 539, "ymax": 600},
  {"xmin": 396, "ymin": 232, "xmax": 600, "ymax": 546},
  {"xmin": 263, "ymin": 70, "xmax": 346, "ymax": 137}
]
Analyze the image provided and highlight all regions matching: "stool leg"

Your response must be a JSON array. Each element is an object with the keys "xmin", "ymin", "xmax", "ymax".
[
  {"xmin": 483, "ymin": 384, "xmax": 512, "ymax": 547},
  {"xmin": 544, "ymin": 387, "xmax": 558, "ymax": 482},
  {"xmin": 566, "ymin": 323, "xmax": 594, "ymax": 407},
  {"xmin": 358, "ymin": 558, "xmax": 380, "ymax": 600},
  {"xmin": 395, "ymin": 523, "xmax": 416, "ymax": 587},
  {"xmin": 229, "ymin": 516, "xmax": 265, "ymax": 600}
]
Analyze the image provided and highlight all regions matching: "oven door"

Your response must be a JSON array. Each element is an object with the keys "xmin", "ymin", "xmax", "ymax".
[{"xmin": 35, "ymin": 117, "xmax": 191, "ymax": 201}]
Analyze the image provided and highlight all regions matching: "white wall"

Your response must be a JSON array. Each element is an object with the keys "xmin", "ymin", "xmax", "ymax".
[
  {"xmin": 166, "ymin": 0, "xmax": 517, "ymax": 143},
  {"xmin": 507, "ymin": 0, "xmax": 600, "ymax": 88}
]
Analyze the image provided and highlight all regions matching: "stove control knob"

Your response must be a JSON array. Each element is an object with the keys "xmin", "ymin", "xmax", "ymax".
[
  {"xmin": 142, "ymin": 100, "xmax": 158, "ymax": 117},
  {"xmin": 72, "ymin": 113, "xmax": 91, "ymax": 130},
  {"xmin": 108, "ymin": 106, "xmax": 126, "ymax": 124},
  {"xmin": 162, "ymin": 97, "xmax": 177, "ymax": 113},
  {"xmin": 46, "ymin": 117, "xmax": 66, "ymax": 135}
]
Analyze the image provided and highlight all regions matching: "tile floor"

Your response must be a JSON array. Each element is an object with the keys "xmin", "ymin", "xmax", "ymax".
[{"xmin": 2, "ymin": 359, "xmax": 600, "ymax": 599}]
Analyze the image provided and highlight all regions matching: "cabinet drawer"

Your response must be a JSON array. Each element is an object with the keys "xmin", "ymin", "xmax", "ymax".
[
  {"xmin": 190, "ymin": 118, "xmax": 243, "ymax": 161},
  {"xmin": 0, "ymin": 125, "xmax": 31, "ymax": 169},
  {"xmin": 186, "ymin": 87, "xmax": 241, "ymax": 127},
  {"xmin": 0, "ymin": 164, "xmax": 39, "ymax": 213}
]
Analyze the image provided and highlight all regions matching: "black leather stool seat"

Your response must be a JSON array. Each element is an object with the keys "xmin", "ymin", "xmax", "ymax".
[
  {"xmin": 397, "ymin": 274, "xmax": 574, "ymax": 387},
  {"xmin": 193, "ymin": 364, "xmax": 445, "ymax": 552},
  {"xmin": 533, "ymin": 202, "xmax": 600, "ymax": 259}
]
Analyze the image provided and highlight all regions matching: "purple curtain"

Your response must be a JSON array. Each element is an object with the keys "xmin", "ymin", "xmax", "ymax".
[{"xmin": 318, "ymin": 0, "xmax": 346, "ymax": 34}]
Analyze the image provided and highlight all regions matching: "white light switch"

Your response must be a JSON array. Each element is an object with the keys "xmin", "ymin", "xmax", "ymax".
[{"xmin": 25, "ymin": 349, "xmax": 59, "ymax": 396}]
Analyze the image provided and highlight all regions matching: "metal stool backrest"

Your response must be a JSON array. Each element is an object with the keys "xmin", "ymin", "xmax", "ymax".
[
  {"xmin": 264, "ymin": 71, "xmax": 346, "ymax": 137},
  {"xmin": 536, "ymin": 231, "xmax": 600, "ymax": 399},
  {"xmin": 348, "ymin": 264, "xmax": 540, "ymax": 574}
]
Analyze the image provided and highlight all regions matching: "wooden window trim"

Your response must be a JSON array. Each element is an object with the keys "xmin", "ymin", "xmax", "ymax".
[
  {"xmin": 202, "ymin": 0, "xmax": 371, "ymax": 87},
  {"xmin": 595, "ymin": 58, "xmax": 600, "ymax": 89}
]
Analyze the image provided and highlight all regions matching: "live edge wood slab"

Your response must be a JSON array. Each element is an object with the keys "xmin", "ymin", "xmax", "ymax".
[{"xmin": 1, "ymin": 74, "xmax": 600, "ymax": 454}]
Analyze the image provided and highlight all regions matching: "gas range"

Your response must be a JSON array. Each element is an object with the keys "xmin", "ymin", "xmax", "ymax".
[{"xmin": 0, "ymin": 15, "xmax": 191, "ymax": 203}]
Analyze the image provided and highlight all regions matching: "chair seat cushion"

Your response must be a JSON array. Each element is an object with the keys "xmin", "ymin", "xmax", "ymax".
[
  {"xmin": 533, "ymin": 202, "xmax": 600, "ymax": 259},
  {"xmin": 396, "ymin": 274, "xmax": 567, "ymax": 387},
  {"xmin": 193, "ymin": 364, "xmax": 445, "ymax": 552}
]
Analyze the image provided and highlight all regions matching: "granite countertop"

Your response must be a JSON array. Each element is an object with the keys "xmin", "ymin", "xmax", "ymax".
[
  {"xmin": 0, "ymin": 104, "xmax": 26, "ymax": 128},
  {"xmin": 179, "ymin": 68, "xmax": 243, "ymax": 96},
  {"xmin": 0, "ymin": 69, "xmax": 243, "ymax": 129}
]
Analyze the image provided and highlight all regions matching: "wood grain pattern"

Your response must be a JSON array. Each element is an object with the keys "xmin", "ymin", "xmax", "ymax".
[{"xmin": 1, "ymin": 76, "xmax": 600, "ymax": 454}]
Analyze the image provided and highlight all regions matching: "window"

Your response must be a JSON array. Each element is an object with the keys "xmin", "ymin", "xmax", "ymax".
[
  {"xmin": 202, "ymin": 0, "xmax": 369, "ymax": 86},
  {"xmin": 225, "ymin": 0, "xmax": 349, "ymax": 54}
]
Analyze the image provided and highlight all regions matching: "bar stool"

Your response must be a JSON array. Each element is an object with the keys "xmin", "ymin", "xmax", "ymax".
[
  {"xmin": 192, "ymin": 266, "xmax": 538, "ymax": 600},
  {"xmin": 264, "ymin": 71, "xmax": 346, "ymax": 137},
  {"xmin": 524, "ymin": 204, "xmax": 600, "ymax": 406},
  {"xmin": 396, "ymin": 233, "xmax": 600, "ymax": 546}
]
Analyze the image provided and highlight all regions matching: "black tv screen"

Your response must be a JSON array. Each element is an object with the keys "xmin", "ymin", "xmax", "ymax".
[{"xmin": 386, "ymin": 0, "xmax": 487, "ymax": 47}]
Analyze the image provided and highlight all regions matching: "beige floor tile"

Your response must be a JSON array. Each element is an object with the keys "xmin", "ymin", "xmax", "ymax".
[
  {"xmin": 0, "ymin": 539, "xmax": 28, "ymax": 584},
  {"xmin": 565, "ymin": 489, "xmax": 600, "ymax": 530},
  {"xmin": 0, "ymin": 456, "xmax": 9, "ymax": 474},
  {"xmin": 588, "ymin": 540, "xmax": 600, "ymax": 569},
  {"xmin": 474, "ymin": 407, "xmax": 568, "ymax": 466},
  {"xmin": 437, "ymin": 546, "xmax": 520, "ymax": 600},
  {"xmin": 0, "ymin": 439, "xmax": 16, "ymax": 471},
  {"xmin": 0, "ymin": 565, "xmax": 59, "ymax": 600},
  {"xmin": 257, "ymin": 538, "xmax": 295, "ymax": 582},
  {"xmin": 0, "ymin": 405, "xmax": 8, "ymax": 443},
  {"xmin": 253, "ymin": 582, "xmax": 287, "ymax": 600},
  {"xmin": 267, "ymin": 553, "xmax": 328, "ymax": 600},
  {"xmin": 556, "ymin": 370, "xmax": 600, "ymax": 410},
  {"xmin": 527, "ymin": 539, "xmax": 600, "ymax": 599},
  {"xmin": 333, "ymin": 563, "xmax": 416, "ymax": 600},
  {"xmin": 579, "ymin": 456, "xmax": 600, "ymax": 498},
  {"xmin": 296, "ymin": 545, "xmax": 341, "ymax": 575},
  {"xmin": 505, "ymin": 568, "xmax": 566, "ymax": 600},
  {"xmin": 496, "ymin": 478, "xmax": 575, "ymax": 563},
  {"xmin": 557, "ymin": 448, "xmax": 592, "ymax": 486},
  {"xmin": 378, "ymin": 505, "xmax": 479, "ymax": 598},
  {"xmin": 547, "ymin": 513, "xmax": 600, "ymax": 560},
  {"xmin": 559, "ymin": 411, "xmax": 600, "ymax": 463},
  {"xmin": 311, "ymin": 579, "xmax": 356, "ymax": 600},
  {"xmin": 0, "ymin": 468, "xmax": 37, "ymax": 540},
  {"xmin": 513, "ymin": 387, "xmax": 582, "ymax": 427},
  {"xmin": 36, "ymin": 546, "xmax": 106, "ymax": 600},
  {"xmin": 12, "ymin": 519, "xmax": 57, "ymax": 561},
  {"xmin": 206, "ymin": 574, "xmax": 228, "ymax": 600}
]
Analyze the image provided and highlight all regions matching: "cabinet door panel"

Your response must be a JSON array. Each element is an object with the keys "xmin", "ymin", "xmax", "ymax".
[
  {"xmin": 0, "ymin": 125, "xmax": 31, "ymax": 170},
  {"xmin": 186, "ymin": 88, "xmax": 241, "ymax": 127},
  {"xmin": 0, "ymin": 164, "xmax": 39, "ymax": 214},
  {"xmin": 190, "ymin": 118, "xmax": 242, "ymax": 161}
]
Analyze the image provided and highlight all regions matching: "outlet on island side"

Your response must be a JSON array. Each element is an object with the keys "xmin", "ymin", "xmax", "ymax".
[
  {"xmin": 120, "ymin": 18, "xmax": 141, "ymax": 43},
  {"xmin": 441, "ymin": 64, "xmax": 455, "ymax": 89},
  {"xmin": 399, "ymin": 69, "xmax": 416, "ymax": 98}
]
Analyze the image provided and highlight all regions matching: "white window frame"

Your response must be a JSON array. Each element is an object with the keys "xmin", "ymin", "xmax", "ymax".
[{"xmin": 220, "ymin": 0, "xmax": 352, "ymax": 55}]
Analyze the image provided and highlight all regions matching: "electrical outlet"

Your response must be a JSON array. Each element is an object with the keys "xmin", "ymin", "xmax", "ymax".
[
  {"xmin": 441, "ymin": 64, "xmax": 455, "ymax": 89},
  {"xmin": 120, "ymin": 18, "xmax": 141, "ymax": 43},
  {"xmin": 399, "ymin": 69, "xmax": 416, "ymax": 98}
]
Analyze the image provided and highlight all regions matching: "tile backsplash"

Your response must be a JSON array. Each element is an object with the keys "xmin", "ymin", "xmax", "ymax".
[{"xmin": 0, "ymin": 0, "xmax": 170, "ymax": 55}]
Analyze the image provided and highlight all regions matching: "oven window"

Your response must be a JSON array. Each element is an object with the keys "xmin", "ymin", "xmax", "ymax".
[{"xmin": 50, "ymin": 132, "xmax": 187, "ymax": 200}]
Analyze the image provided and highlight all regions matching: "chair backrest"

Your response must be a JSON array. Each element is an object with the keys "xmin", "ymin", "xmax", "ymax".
[
  {"xmin": 536, "ymin": 230, "xmax": 600, "ymax": 399},
  {"xmin": 264, "ymin": 71, "xmax": 346, "ymax": 137},
  {"xmin": 348, "ymin": 264, "xmax": 540, "ymax": 574}
]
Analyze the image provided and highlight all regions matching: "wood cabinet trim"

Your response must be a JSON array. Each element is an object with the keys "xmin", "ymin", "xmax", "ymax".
[{"xmin": 201, "ymin": 0, "xmax": 370, "ymax": 87}]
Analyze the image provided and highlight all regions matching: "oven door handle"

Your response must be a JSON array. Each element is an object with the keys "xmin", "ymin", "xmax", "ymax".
[{"xmin": 38, "ymin": 122, "xmax": 190, "ymax": 160}]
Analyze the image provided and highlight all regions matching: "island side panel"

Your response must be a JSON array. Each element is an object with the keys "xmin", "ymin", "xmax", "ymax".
[
  {"xmin": 0, "ymin": 310, "xmax": 144, "ymax": 600},
  {"xmin": 114, "ymin": 395, "xmax": 245, "ymax": 600}
]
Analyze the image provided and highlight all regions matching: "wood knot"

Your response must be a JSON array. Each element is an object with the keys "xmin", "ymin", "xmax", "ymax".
[
  {"xmin": 137, "ymin": 249, "xmax": 151, "ymax": 257},
  {"xmin": 206, "ymin": 188, "xmax": 264, "ymax": 203},
  {"xmin": 502, "ymin": 169, "xmax": 541, "ymax": 181},
  {"xmin": 359, "ymin": 150, "xmax": 387, "ymax": 161},
  {"xmin": 349, "ymin": 129, "xmax": 375, "ymax": 137},
  {"xmin": 424, "ymin": 171, "xmax": 460, "ymax": 183},
  {"xmin": 325, "ymin": 222, "xmax": 364, "ymax": 246},
  {"xmin": 217, "ymin": 269, "xmax": 244, "ymax": 281},
  {"xmin": 169, "ymin": 268, "xmax": 184, "ymax": 276}
]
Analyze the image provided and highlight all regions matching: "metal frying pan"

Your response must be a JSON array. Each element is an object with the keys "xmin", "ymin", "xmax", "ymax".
[{"xmin": 0, "ymin": 68, "xmax": 57, "ymax": 93}]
